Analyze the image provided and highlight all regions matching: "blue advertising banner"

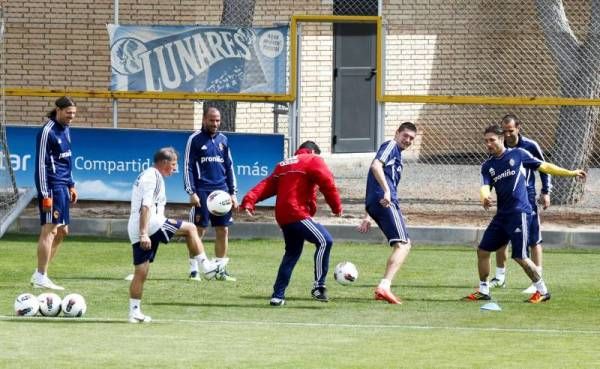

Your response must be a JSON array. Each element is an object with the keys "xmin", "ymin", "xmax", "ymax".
[
  {"xmin": 4, "ymin": 126, "xmax": 283, "ymax": 205},
  {"xmin": 108, "ymin": 24, "xmax": 288, "ymax": 93}
]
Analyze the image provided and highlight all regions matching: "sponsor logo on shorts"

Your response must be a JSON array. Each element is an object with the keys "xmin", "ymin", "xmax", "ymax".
[{"xmin": 53, "ymin": 210, "xmax": 60, "ymax": 219}]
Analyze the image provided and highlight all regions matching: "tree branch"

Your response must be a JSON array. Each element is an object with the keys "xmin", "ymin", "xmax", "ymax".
[{"xmin": 535, "ymin": 0, "xmax": 580, "ymax": 66}]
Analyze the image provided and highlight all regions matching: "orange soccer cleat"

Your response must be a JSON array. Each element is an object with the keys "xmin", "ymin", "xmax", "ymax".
[{"xmin": 374, "ymin": 287, "xmax": 402, "ymax": 304}]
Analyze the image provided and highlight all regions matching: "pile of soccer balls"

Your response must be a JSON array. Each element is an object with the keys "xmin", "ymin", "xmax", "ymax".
[{"xmin": 14, "ymin": 292, "xmax": 87, "ymax": 318}]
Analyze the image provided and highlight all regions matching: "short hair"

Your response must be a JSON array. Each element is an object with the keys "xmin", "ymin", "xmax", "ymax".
[
  {"xmin": 298, "ymin": 140, "xmax": 321, "ymax": 154},
  {"xmin": 501, "ymin": 113, "xmax": 521, "ymax": 127},
  {"xmin": 484, "ymin": 124, "xmax": 504, "ymax": 136},
  {"xmin": 154, "ymin": 147, "xmax": 178, "ymax": 163},
  {"xmin": 398, "ymin": 121, "xmax": 417, "ymax": 133},
  {"xmin": 203, "ymin": 105, "xmax": 220, "ymax": 118},
  {"xmin": 47, "ymin": 96, "xmax": 76, "ymax": 119}
]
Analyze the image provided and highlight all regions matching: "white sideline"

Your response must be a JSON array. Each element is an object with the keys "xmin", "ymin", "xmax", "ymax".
[{"xmin": 1, "ymin": 315, "xmax": 599, "ymax": 335}]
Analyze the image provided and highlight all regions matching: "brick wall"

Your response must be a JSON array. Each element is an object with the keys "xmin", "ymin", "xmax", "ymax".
[{"xmin": 2, "ymin": 0, "xmax": 598, "ymax": 160}]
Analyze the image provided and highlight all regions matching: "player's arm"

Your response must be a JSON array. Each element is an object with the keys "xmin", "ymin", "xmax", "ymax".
[
  {"xmin": 311, "ymin": 157, "xmax": 342, "ymax": 216},
  {"xmin": 138, "ymin": 205, "xmax": 151, "ymax": 250},
  {"xmin": 240, "ymin": 172, "xmax": 279, "ymax": 215},
  {"xmin": 357, "ymin": 213, "xmax": 372, "ymax": 233},
  {"xmin": 480, "ymin": 185, "xmax": 492, "ymax": 210},
  {"xmin": 479, "ymin": 165, "xmax": 493, "ymax": 210},
  {"xmin": 538, "ymin": 162, "xmax": 586, "ymax": 179},
  {"xmin": 183, "ymin": 134, "xmax": 200, "ymax": 206},
  {"xmin": 530, "ymin": 143, "xmax": 551, "ymax": 209},
  {"xmin": 370, "ymin": 159, "xmax": 391, "ymax": 207},
  {"xmin": 224, "ymin": 146, "xmax": 238, "ymax": 209},
  {"xmin": 69, "ymin": 186, "xmax": 78, "ymax": 204},
  {"xmin": 37, "ymin": 129, "xmax": 52, "ymax": 211}
]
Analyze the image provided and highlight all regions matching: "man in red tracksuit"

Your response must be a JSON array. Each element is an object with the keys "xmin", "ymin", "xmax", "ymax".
[{"xmin": 241, "ymin": 141, "xmax": 343, "ymax": 306}]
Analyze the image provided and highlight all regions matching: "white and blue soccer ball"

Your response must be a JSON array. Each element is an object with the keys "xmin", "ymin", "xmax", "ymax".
[
  {"xmin": 37, "ymin": 292, "xmax": 62, "ymax": 317},
  {"xmin": 334, "ymin": 261, "xmax": 359, "ymax": 286},
  {"xmin": 203, "ymin": 262, "xmax": 224, "ymax": 280},
  {"xmin": 14, "ymin": 293, "xmax": 40, "ymax": 316},
  {"xmin": 206, "ymin": 190, "xmax": 232, "ymax": 216},
  {"xmin": 61, "ymin": 293, "xmax": 87, "ymax": 317}
]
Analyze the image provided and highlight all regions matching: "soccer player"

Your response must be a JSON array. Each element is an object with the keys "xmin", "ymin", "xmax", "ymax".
[
  {"xmin": 240, "ymin": 141, "xmax": 342, "ymax": 306},
  {"xmin": 463, "ymin": 124, "xmax": 585, "ymax": 303},
  {"xmin": 490, "ymin": 114, "xmax": 551, "ymax": 293},
  {"xmin": 357, "ymin": 122, "xmax": 418, "ymax": 305},
  {"xmin": 184, "ymin": 106, "xmax": 238, "ymax": 282},
  {"xmin": 127, "ymin": 147, "xmax": 217, "ymax": 323},
  {"xmin": 30, "ymin": 97, "xmax": 78, "ymax": 291}
]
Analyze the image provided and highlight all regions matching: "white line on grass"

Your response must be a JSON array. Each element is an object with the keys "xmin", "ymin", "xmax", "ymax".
[{"xmin": 1, "ymin": 315, "xmax": 599, "ymax": 335}]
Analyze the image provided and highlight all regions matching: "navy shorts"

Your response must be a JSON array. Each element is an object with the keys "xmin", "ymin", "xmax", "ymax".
[
  {"xmin": 366, "ymin": 200, "xmax": 409, "ymax": 246},
  {"xmin": 189, "ymin": 190, "xmax": 233, "ymax": 228},
  {"xmin": 38, "ymin": 186, "xmax": 70, "ymax": 226},
  {"xmin": 529, "ymin": 204, "xmax": 542, "ymax": 246},
  {"xmin": 479, "ymin": 212, "xmax": 533, "ymax": 259},
  {"xmin": 132, "ymin": 219, "xmax": 182, "ymax": 265}
]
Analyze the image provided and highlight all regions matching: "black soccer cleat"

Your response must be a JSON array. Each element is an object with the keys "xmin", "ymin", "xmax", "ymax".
[{"xmin": 311, "ymin": 286, "xmax": 329, "ymax": 302}]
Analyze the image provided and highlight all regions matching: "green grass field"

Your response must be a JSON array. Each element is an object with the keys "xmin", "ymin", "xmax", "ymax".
[{"xmin": 1, "ymin": 234, "xmax": 599, "ymax": 368}]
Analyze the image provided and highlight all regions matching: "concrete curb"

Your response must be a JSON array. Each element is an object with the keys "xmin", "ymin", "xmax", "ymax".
[{"xmin": 7, "ymin": 216, "xmax": 600, "ymax": 249}]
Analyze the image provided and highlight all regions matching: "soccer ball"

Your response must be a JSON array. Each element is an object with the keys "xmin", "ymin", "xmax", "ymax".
[
  {"xmin": 37, "ymin": 292, "xmax": 62, "ymax": 317},
  {"xmin": 61, "ymin": 293, "xmax": 87, "ymax": 317},
  {"xmin": 207, "ymin": 190, "xmax": 232, "ymax": 216},
  {"xmin": 334, "ymin": 261, "xmax": 359, "ymax": 285},
  {"xmin": 14, "ymin": 293, "xmax": 40, "ymax": 316}
]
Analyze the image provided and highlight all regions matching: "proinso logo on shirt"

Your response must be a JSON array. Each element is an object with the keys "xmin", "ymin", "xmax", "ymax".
[
  {"xmin": 492, "ymin": 168, "xmax": 516, "ymax": 183},
  {"xmin": 201, "ymin": 156, "xmax": 224, "ymax": 164}
]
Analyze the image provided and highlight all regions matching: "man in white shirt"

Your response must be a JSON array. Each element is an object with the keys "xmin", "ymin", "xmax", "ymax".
[{"xmin": 127, "ymin": 147, "xmax": 218, "ymax": 323}]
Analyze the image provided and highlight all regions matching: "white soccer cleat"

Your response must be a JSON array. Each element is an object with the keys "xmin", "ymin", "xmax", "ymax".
[
  {"xmin": 128, "ymin": 311, "xmax": 152, "ymax": 324},
  {"xmin": 32, "ymin": 275, "xmax": 65, "ymax": 291},
  {"xmin": 522, "ymin": 284, "xmax": 537, "ymax": 294},
  {"xmin": 189, "ymin": 271, "xmax": 202, "ymax": 281}
]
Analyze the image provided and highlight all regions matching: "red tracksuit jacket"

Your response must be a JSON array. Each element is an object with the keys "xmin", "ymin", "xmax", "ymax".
[{"xmin": 241, "ymin": 148, "xmax": 342, "ymax": 226}]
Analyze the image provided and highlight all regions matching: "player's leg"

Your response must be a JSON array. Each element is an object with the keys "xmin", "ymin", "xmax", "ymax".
[
  {"xmin": 463, "ymin": 216, "xmax": 507, "ymax": 301},
  {"xmin": 32, "ymin": 187, "xmax": 70, "ymax": 290},
  {"xmin": 523, "ymin": 210, "xmax": 543, "ymax": 293},
  {"xmin": 128, "ymin": 232, "xmax": 162, "ymax": 323},
  {"xmin": 187, "ymin": 200, "xmax": 209, "ymax": 280},
  {"xmin": 213, "ymin": 226, "xmax": 235, "ymax": 281},
  {"xmin": 509, "ymin": 212, "xmax": 550, "ymax": 303},
  {"xmin": 490, "ymin": 244, "xmax": 508, "ymax": 288},
  {"xmin": 176, "ymin": 220, "xmax": 217, "ymax": 277},
  {"xmin": 214, "ymin": 226, "xmax": 228, "ymax": 259},
  {"xmin": 210, "ymin": 203, "xmax": 235, "ymax": 281},
  {"xmin": 463, "ymin": 248, "xmax": 494, "ymax": 301},
  {"xmin": 36, "ymin": 223, "xmax": 58, "ymax": 275},
  {"xmin": 270, "ymin": 223, "xmax": 305, "ymax": 306},
  {"xmin": 298, "ymin": 219, "xmax": 333, "ymax": 302},
  {"xmin": 129, "ymin": 261, "xmax": 151, "ymax": 323},
  {"xmin": 49, "ymin": 225, "xmax": 67, "ymax": 262},
  {"xmin": 531, "ymin": 244, "xmax": 543, "ymax": 272},
  {"xmin": 32, "ymin": 223, "xmax": 64, "ymax": 290},
  {"xmin": 48, "ymin": 186, "xmax": 70, "ymax": 264},
  {"xmin": 368, "ymin": 201, "xmax": 409, "ymax": 304}
]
